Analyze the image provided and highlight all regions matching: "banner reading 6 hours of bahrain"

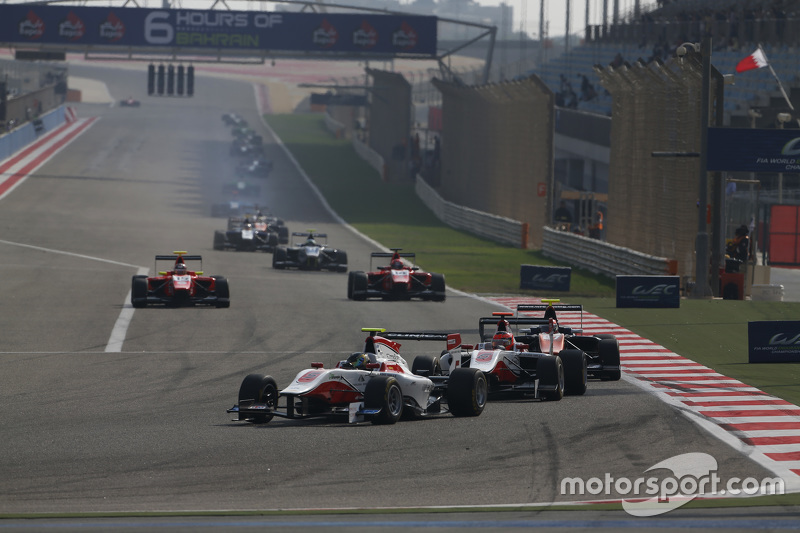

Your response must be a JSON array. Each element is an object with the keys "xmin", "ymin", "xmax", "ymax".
[{"xmin": 0, "ymin": 5, "xmax": 437, "ymax": 57}]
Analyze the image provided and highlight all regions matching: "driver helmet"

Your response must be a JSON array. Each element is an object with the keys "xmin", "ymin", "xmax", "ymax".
[
  {"xmin": 345, "ymin": 352, "xmax": 370, "ymax": 370},
  {"xmin": 492, "ymin": 331, "xmax": 514, "ymax": 350},
  {"xmin": 175, "ymin": 262, "xmax": 187, "ymax": 275},
  {"xmin": 391, "ymin": 260, "xmax": 404, "ymax": 269},
  {"xmin": 306, "ymin": 237, "xmax": 317, "ymax": 246}
]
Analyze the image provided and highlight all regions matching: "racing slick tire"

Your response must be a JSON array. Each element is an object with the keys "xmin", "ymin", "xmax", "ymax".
[
  {"xmin": 278, "ymin": 226, "xmax": 289, "ymax": 244},
  {"xmin": 430, "ymin": 273, "xmax": 446, "ymax": 302},
  {"xmin": 446, "ymin": 368, "xmax": 487, "ymax": 417},
  {"xmin": 411, "ymin": 355, "xmax": 442, "ymax": 377},
  {"xmin": 131, "ymin": 275, "xmax": 148, "ymax": 308},
  {"xmin": 350, "ymin": 271, "xmax": 368, "ymax": 300},
  {"xmin": 559, "ymin": 349, "xmax": 588, "ymax": 396},
  {"xmin": 267, "ymin": 232, "xmax": 279, "ymax": 249},
  {"xmin": 213, "ymin": 231, "xmax": 226, "ymax": 251},
  {"xmin": 538, "ymin": 356, "xmax": 565, "ymax": 401},
  {"xmin": 335, "ymin": 250, "xmax": 348, "ymax": 273},
  {"xmin": 213, "ymin": 277, "xmax": 231, "ymax": 308},
  {"xmin": 364, "ymin": 376, "xmax": 403, "ymax": 425},
  {"xmin": 273, "ymin": 247, "xmax": 288, "ymax": 269},
  {"xmin": 238, "ymin": 374, "xmax": 278, "ymax": 423},
  {"xmin": 598, "ymin": 338, "xmax": 622, "ymax": 381}
]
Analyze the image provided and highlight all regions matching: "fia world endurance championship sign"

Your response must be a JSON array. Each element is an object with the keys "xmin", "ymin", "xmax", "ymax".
[
  {"xmin": 748, "ymin": 321, "xmax": 800, "ymax": 363},
  {"xmin": 616, "ymin": 276, "xmax": 680, "ymax": 308},
  {"xmin": 707, "ymin": 128, "xmax": 800, "ymax": 173},
  {"xmin": 0, "ymin": 4, "xmax": 437, "ymax": 56}
]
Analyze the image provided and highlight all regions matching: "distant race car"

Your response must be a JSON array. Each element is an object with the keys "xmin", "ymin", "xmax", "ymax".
[
  {"xmin": 227, "ymin": 328, "xmax": 487, "ymax": 425},
  {"xmin": 272, "ymin": 230, "xmax": 347, "ymax": 272},
  {"xmin": 436, "ymin": 300, "xmax": 621, "ymax": 400},
  {"xmin": 131, "ymin": 252, "xmax": 230, "ymax": 308},
  {"xmin": 119, "ymin": 97, "xmax": 141, "ymax": 107},
  {"xmin": 222, "ymin": 113, "xmax": 246, "ymax": 127},
  {"xmin": 213, "ymin": 216, "xmax": 282, "ymax": 252},
  {"xmin": 236, "ymin": 158, "xmax": 273, "ymax": 178},
  {"xmin": 210, "ymin": 200, "xmax": 260, "ymax": 218},
  {"xmin": 347, "ymin": 249, "xmax": 445, "ymax": 301},
  {"xmin": 220, "ymin": 180, "xmax": 261, "ymax": 197}
]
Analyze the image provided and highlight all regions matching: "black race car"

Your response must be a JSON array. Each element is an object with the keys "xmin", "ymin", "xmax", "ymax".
[{"xmin": 272, "ymin": 231, "xmax": 347, "ymax": 272}]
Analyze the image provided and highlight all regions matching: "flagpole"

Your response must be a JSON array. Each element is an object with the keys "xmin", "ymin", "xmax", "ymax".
[{"xmin": 759, "ymin": 43, "xmax": 795, "ymax": 110}]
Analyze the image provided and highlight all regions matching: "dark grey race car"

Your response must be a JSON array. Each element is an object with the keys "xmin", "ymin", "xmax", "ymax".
[{"xmin": 272, "ymin": 231, "xmax": 347, "ymax": 272}]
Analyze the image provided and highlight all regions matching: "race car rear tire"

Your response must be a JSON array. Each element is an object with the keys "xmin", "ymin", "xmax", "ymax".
[
  {"xmin": 278, "ymin": 226, "xmax": 289, "ymax": 244},
  {"xmin": 238, "ymin": 374, "xmax": 278, "ymax": 423},
  {"xmin": 213, "ymin": 231, "xmax": 226, "ymax": 251},
  {"xmin": 273, "ymin": 247, "xmax": 287, "ymax": 269},
  {"xmin": 538, "ymin": 356, "xmax": 564, "ymax": 401},
  {"xmin": 364, "ymin": 376, "xmax": 403, "ymax": 425},
  {"xmin": 430, "ymin": 273, "xmax": 446, "ymax": 302},
  {"xmin": 267, "ymin": 232, "xmax": 279, "ymax": 249},
  {"xmin": 559, "ymin": 349, "xmax": 587, "ymax": 396},
  {"xmin": 213, "ymin": 277, "xmax": 231, "ymax": 308},
  {"xmin": 599, "ymin": 338, "xmax": 622, "ymax": 381},
  {"xmin": 446, "ymin": 368, "xmax": 487, "ymax": 417},
  {"xmin": 411, "ymin": 355, "xmax": 442, "ymax": 377},
  {"xmin": 131, "ymin": 275, "xmax": 148, "ymax": 308},
  {"xmin": 350, "ymin": 271, "xmax": 368, "ymax": 300}
]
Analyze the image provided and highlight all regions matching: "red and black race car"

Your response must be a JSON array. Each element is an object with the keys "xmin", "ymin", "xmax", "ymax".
[
  {"xmin": 131, "ymin": 252, "xmax": 230, "ymax": 308},
  {"xmin": 347, "ymin": 249, "xmax": 445, "ymax": 302}
]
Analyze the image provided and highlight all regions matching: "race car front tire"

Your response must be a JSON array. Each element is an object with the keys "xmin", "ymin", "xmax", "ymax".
[
  {"xmin": 559, "ymin": 349, "xmax": 588, "ymax": 396},
  {"xmin": 213, "ymin": 231, "xmax": 226, "ymax": 251},
  {"xmin": 273, "ymin": 247, "xmax": 287, "ymax": 269},
  {"xmin": 364, "ymin": 376, "xmax": 403, "ymax": 424},
  {"xmin": 430, "ymin": 273, "xmax": 446, "ymax": 302},
  {"xmin": 238, "ymin": 374, "xmax": 278, "ymax": 423},
  {"xmin": 213, "ymin": 277, "xmax": 231, "ymax": 308},
  {"xmin": 446, "ymin": 368, "xmax": 487, "ymax": 417},
  {"xmin": 538, "ymin": 356, "xmax": 565, "ymax": 401},
  {"xmin": 350, "ymin": 271, "xmax": 368, "ymax": 300},
  {"xmin": 131, "ymin": 275, "xmax": 148, "ymax": 308},
  {"xmin": 335, "ymin": 250, "xmax": 348, "ymax": 273},
  {"xmin": 411, "ymin": 355, "xmax": 442, "ymax": 377}
]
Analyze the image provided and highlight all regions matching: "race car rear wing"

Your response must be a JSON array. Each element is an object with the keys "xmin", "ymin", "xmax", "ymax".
[
  {"xmin": 515, "ymin": 303, "xmax": 584, "ymax": 330},
  {"xmin": 383, "ymin": 331, "xmax": 463, "ymax": 352},
  {"xmin": 370, "ymin": 251, "xmax": 416, "ymax": 270},
  {"xmin": 155, "ymin": 255, "xmax": 202, "ymax": 261},
  {"xmin": 478, "ymin": 317, "xmax": 554, "ymax": 341}
]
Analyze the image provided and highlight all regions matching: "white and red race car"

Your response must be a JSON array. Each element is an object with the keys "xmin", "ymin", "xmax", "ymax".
[
  {"xmin": 227, "ymin": 328, "xmax": 487, "ymax": 425},
  {"xmin": 131, "ymin": 252, "xmax": 230, "ymax": 308},
  {"xmin": 436, "ymin": 300, "xmax": 621, "ymax": 400}
]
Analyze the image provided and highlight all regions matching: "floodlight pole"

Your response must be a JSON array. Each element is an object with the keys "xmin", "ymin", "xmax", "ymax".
[{"xmin": 693, "ymin": 36, "xmax": 713, "ymax": 299}]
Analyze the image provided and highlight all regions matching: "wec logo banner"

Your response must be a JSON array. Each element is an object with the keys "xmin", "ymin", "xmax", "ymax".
[
  {"xmin": 519, "ymin": 265, "xmax": 571, "ymax": 291},
  {"xmin": 616, "ymin": 275, "xmax": 680, "ymax": 308},
  {"xmin": 748, "ymin": 321, "xmax": 800, "ymax": 363}
]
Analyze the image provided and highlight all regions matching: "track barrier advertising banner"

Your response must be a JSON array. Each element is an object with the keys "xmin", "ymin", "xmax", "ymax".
[
  {"xmin": 707, "ymin": 127, "xmax": 800, "ymax": 173},
  {"xmin": 748, "ymin": 321, "xmax": 800, "ymax": 363},
  {"xmin": 0, "ymin": 5, "xmax": 437, "ymax": 56},
  {"xmin": 616, "ymin": 275, "xmax": 680, "ymax": 308},
  {"xmin": 519, "ymin": 265, "xmax": 571, "ymax": 291}
]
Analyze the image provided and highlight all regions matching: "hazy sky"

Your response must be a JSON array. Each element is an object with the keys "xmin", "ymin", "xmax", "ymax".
[{"xmin": 473, "ymin": 0, "xmax": 659, "ymax": 38}]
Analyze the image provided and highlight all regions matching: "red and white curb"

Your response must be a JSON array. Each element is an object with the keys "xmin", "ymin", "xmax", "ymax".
[
  {"xmin": 0, "ymin": 116, "xmax": 98, "ymax": 201},
  {"xmin": 487, "ymin": 296, "xmax": 800, "ymax": 492}
]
